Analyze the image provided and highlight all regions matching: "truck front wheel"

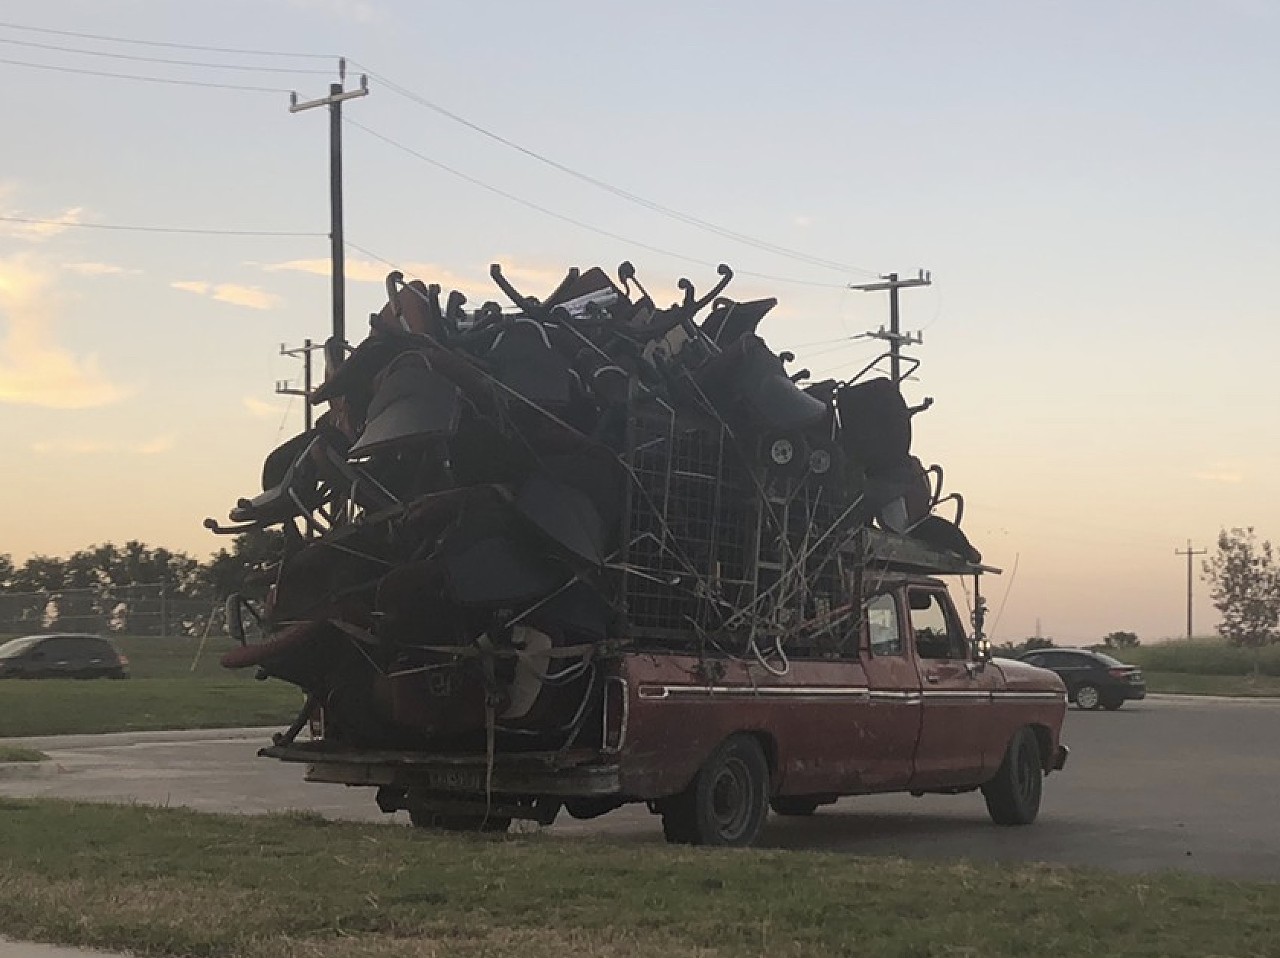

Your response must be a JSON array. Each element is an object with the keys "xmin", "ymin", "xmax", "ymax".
[
  {"xmin": 660, "ymin": 734, "xmax": 770, "ymax": 847},
  {"xmin": 981, "ymin": 727, "xmax": 1043, "ymax": 826}
]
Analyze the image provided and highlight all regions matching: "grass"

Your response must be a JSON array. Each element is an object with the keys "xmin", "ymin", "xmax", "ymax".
[
  {"xmin": 0, "ymin": 677, "xmax": 302, "ymax": 737},
  {"xmin": 1126, "ymin": 639, "xmax": 1280, "ymax": 677},
  {"xmin": 0, "ymin": 800, "xmax": 1277, "ymax": 958},
  {"xmin": 0, "ymin": 745, "xmax": 47, "ymax": 762},
  {"xmin": 1142, "ymin": 670, "xmax": 1280, "ymax": 697},
  {"xmin": 0, "ymin": 633, "xmax": 302, "ymax": 737}
]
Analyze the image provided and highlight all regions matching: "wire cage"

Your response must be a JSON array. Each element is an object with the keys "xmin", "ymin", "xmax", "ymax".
[{"xmin": 619, "ymin": 401, "xmax": 854, "ymax": 650}]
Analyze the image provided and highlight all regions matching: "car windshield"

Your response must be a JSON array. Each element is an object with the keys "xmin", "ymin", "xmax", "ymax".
[{"xmin": 0, "ymin": 636, "xmax": 42, "ymax": 659}]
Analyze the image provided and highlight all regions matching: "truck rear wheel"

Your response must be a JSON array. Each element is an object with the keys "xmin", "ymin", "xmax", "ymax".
[
  {"xmin": 981, "ymin": 727, "xmax": 1043, "ymax": 826},
  {"xmin": 660, "ymin": 734, "xmax": 769, "ymax": 847}
]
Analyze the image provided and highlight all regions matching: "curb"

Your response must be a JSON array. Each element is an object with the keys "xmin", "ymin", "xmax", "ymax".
[
  {"xmin": 1145, "ymin": 692, "xmax": 1280, "ymax": 705},
  {"xmin": 0, "ymin": 761, "xmax": 61, "ymax": 781},
  {"xmin": 0, "ymin": 727, "xmax": 281, "ymax": 751}
]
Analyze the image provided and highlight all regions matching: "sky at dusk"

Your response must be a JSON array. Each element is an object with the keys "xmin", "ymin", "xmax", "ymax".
[{"xmin": 1, "ymin": 0, "xmax": 1277, "ymax": 645}]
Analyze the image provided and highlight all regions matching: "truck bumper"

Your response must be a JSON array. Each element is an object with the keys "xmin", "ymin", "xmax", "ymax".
[{"xmin": 260, "ymin": 742, "xmax": 622, "ymax": 796}]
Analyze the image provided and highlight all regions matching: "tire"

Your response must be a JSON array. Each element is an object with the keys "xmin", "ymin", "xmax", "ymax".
[
  {"xmin": 660, "ymin": 734, "xmax": 770, "ymax": 847},
  {"xmin": 408, "ymin": 808, "xmax": 511, "ymax": 833},
  {"xmin": 982, "ymin": 727, "xmax": 1043, "ymax": 826},
  {"xmin": 770, "ymin": 796, "xmax": 821, "ymax": 817},
  {"xmin": 1074, "ymin": 684, "xmax": 1101, "ymax": 710},
  {"xmin": 1102, "ymin": 696, "xmax": 1125, "ymax": 711}
]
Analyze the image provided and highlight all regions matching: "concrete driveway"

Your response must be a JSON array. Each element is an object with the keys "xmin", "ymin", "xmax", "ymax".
[{"xmin": 3, "ymin": 695, "xmax": 1279, "ymax": 880}]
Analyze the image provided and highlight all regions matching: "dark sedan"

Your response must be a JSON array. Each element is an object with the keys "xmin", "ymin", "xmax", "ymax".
[
  {"xmin": 1016, "ymin": 648, "xmax": 1145, "ymax": 710},
  {"xmin": 0, "ymin": 633, "xmax": 129, "ymax": 679}
]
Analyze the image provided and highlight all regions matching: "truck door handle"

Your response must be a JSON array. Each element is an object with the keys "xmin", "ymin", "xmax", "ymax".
[{"xmin": 924, "ymin": 671, "xmax": 940, "ymax": 683}]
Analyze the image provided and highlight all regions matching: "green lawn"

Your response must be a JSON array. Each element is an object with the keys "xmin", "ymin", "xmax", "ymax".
[
  {"xmin": 1143, "ymin": 671, "xmax": 1280, "ymax": 697},
  {"xmin": 0, "ymin": 633, "xmax": 301, "ymax": 737},
  {"xmin": 0, "ymin": 800, "xmax": 1277, "ymax": 958},
  {"xmin": 0, "ymin": 678, "xmax": 301, "ymax": 737},
  {"xmin": 0, "ymin": 746, "xmax": 47, "ymax": 762}
]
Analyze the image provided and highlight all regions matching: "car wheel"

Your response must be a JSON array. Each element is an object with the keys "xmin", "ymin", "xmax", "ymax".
[
  {"xmin": 981, "ymin": 727, "xmax": 1043, "ymax": 826},
  {"xmin": 1102, "ymin": 696, "xmax": 1124, "ymax": 711},
  {"xmin": 770, "ymin": 796, "xmax": 821, "ymax": 817},
  {"xmin": 1074, "ymin": 684, "xmax": 1101, "ymax": 710},
  {"xmin": 660, "ymin": 734, "xmax": 770, "ymax": 847}
]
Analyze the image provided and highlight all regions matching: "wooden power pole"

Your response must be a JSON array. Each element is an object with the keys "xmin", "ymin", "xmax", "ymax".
[{"xmin": 1175, "ymin": 540, "xmax": 1207, "ymax": 638}]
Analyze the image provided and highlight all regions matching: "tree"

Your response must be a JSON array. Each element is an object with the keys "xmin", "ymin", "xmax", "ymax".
[
  {"xmin": 1203, "ymin": 527, "xmax": 1280, "ymax": 649},
  {"xmin": 199, "ymin": 529, "xmax": 285, "ymax": 601},
  {"xmin": 1103, "ymin": 630, "xmax": 1140, "ymax": 649},
  {"xmin": 1022, "ymin": 636, "xmax": 1055, "ymax": 651}
]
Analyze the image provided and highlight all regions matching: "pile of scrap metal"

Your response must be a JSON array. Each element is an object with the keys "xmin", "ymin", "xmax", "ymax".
[{"xmin": 208, "ymin": 261, "xmax": 981, "ymax": 750}]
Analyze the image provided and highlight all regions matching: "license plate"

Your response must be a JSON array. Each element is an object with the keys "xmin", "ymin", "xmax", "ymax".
[{"xmin": 425, "ymin": 768, "xmax": 484, "ymax": 792}]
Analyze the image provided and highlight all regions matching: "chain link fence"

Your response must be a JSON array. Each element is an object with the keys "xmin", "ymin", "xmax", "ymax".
[{"xmin": 0, "ymin": 585, "xmax": 222, "ymax": 638}]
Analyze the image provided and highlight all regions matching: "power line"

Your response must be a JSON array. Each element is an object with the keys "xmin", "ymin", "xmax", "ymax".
[
  {"xmin": 0, "ymin": 215, "xmax": 324, "ymax": 237},
  {"xmin": 344, "ymin": 240, "xmax": 399, "ymax": 271},
  {"xmin": 0, "ymin": 55, "xmax": 290, "ymax": 92},
  {"xmin": 0, "ymin": 35, "xmax": 334, "ymax": 75},
  {"xmin": 352, "ymin": 63, "xmax": 879, "ymax": 279},
  {"xmin": 0, "ymin": 20, "xmax": 334, "ymax": 59},
  {"xmin": 346, "ymin": 118, "xmax": 847, "ymax": 290}
]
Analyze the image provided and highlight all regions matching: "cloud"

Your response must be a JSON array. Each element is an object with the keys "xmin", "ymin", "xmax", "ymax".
[
  {"xmin": 243, "ymin": 396, "xmax": 281, "ymax": 419},
  {"xmin": 1193, "ymin": 469, "xmax": 1244, "ymax": 484},
  {"xmin": 31, "ymin": 436, "xmax": 174, "ymax": 456},
  {"xmin": 0, "ymin": 195, "xmax": 85, "ymax": 241},
  {"xmin": 64, "ymin": 261, "xmax": 139, "ymax": 277},
  {"xmin": 261, "ymin": 257, "xmax": 489, "ymax": 301},
  {"xmin": 172, "ymin": 280, "xmax": 281, "ymax": 311},
  {"xmin": 0, "ymin": 254, "xmax": 130, "ymax": 409},
  {"xmin": 792, "ymin": 215, "xmax": 815, "ymax": 228}
]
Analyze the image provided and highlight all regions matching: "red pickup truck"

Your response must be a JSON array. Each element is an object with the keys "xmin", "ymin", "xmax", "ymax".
[
  {"xmin": 260, "ymin": 568, "xmax": 1068, "ymax": 847},
  {"xmin": 218, "ymin": 260, "xmax": 1069, "ymax": 847}
]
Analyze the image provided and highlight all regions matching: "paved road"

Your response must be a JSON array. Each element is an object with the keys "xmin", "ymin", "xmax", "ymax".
[{"xmin": 4, "ymin": 696, "xmax": 1279, "ymax": 880}]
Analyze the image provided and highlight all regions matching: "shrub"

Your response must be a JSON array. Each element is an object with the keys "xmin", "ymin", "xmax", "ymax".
[{"xmin": 1127, "ymin": 640, "xmax": 1280, "ymax": 677}]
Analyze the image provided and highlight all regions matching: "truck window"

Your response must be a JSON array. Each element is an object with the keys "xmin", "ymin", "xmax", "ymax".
[
  {"xmin": 866, "ymin": 593, "xmax": 902, "ymax": 656},
  {"xmin": 909, "ymin": 590, "xmax": 966, "ymax": 660}
]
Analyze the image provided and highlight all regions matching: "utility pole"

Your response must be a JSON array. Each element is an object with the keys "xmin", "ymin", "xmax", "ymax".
[
  {"xmin": 850, "ymin": 270, "xmax": 931, "ymax": 385},
  {"xmin": 275, "ymin": 339, "xmax": 319, "ymax": 430},
  {"xmin": 1175, "ymin": 540, "xmax": 1207, "ymax": 638},
  {"xmin": 289, "ymin": 59, "xmax": 368, "ymax": 350}
]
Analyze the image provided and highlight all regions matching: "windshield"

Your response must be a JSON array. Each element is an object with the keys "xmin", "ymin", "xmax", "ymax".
[{"xmin": 0, "ymin": 636, "xmax": 42, "ymax": 659}]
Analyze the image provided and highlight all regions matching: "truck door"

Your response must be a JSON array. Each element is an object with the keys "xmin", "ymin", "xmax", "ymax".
[
  {"xmin": 855, "ymin": 590, "xmax": 922, "ymax": 789},
  {"xmin": 907, "ymin": 586, "xmax": 1000, "ymax": 789}
]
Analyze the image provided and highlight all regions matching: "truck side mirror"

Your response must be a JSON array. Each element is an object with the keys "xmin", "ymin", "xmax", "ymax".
[{"xmin": 971, "ymin": 637, "xmax": 992, "ymax": 663}]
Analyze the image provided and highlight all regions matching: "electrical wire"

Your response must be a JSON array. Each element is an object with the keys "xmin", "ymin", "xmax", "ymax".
[
  {"xmin": 0, "ymin": 55, "xmax": 290, "ymax": 92},
  {"xmin": 0, "ymin": 20, "xmax": 334, "ymax": 59},
  {"xmin": 0, "ymin": 35, "xmax": 335, "ymax": 75},
  {"xmin": 0, "ymin": 215, "xmax": 323, "ymax": 237},
  {"xmin": 988, "ymin": 552, "xmax": 1020, "ymax": 641},
  {"xmin": 351, "ymin": 63, "xmax": 880, "ymax": 279},
  {"xmin": 344, "ymin": 240, "xmax": 399, "ymax": 271},
  {"xmin": 346, "ymin": 119, "xmax": 848, "ymax": 290}
]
